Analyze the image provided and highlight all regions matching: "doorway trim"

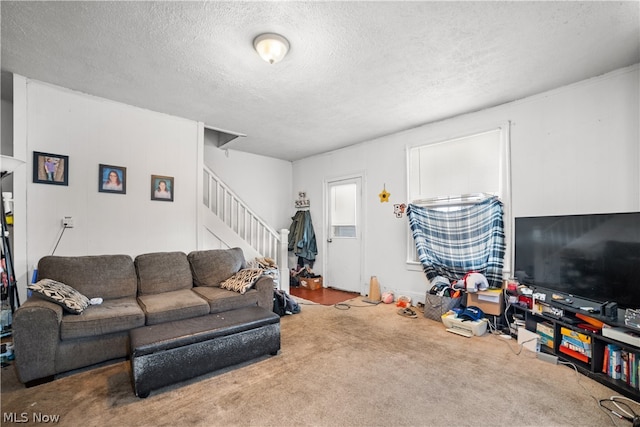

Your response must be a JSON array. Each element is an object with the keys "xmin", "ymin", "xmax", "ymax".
[{"xmin": 323, "ymin": 172, "xmax": 366, "ymax": 294}]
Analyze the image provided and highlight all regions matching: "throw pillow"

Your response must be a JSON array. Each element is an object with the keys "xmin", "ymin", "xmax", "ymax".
[
  {"xmin": 219, "ymin": 268, "xmax": 264, "ymax": 294},
  {"xmin": 28, "ymin": 279, "xmax": 91, "ymax": 314}
]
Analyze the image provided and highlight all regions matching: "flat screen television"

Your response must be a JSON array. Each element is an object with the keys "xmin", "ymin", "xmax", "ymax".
[{"xmin": 514, "ymin": 212, "xmax": 640, "ymax": 309}]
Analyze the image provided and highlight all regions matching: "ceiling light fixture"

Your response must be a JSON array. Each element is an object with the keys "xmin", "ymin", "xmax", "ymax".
[{"xmin": 253, "ymin": 33, "xmax": 290, "ymax": 64}]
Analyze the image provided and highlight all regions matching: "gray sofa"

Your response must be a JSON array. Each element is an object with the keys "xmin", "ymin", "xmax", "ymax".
[{"xmin": 12, "ymin": 247, "xmax": 275, "ymax": 386}]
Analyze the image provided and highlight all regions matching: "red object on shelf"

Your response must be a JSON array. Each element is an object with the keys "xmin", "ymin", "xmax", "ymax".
[
  {"xmin": 577, "ymin": 323, "xmax": 600, "ymax": 333},
  {"xmin": 518, "ymin": 295, "xmax": 533, "ymax": 309},
  {"xmin": 575, "ymin": 313, "xmax": 604, "ymax": 330},
  {"xmin": 559, "ymin": 345, "xmax": 590, "ymax": 363}
]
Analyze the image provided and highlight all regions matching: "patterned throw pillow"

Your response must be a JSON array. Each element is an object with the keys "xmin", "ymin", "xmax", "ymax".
[
  {"xmin": 219, "ymin": 268, "xmax": 264, "ymax": 294},
  {"xmin": 28, "ymin": 279, "xmax": 91, "ymax": 314}
]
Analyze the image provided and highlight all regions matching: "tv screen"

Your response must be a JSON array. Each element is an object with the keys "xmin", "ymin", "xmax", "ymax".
[{"xmin": 514, "ymin": 212, "xmax": 640, "ymax": 309}]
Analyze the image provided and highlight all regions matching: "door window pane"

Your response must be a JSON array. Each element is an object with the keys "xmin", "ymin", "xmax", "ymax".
[{"xmin": 330, "ymin": 183, "xmax": 357, "ymax": 238}]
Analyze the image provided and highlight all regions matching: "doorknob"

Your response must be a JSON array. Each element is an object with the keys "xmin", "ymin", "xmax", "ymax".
[{"xmin": 327, "ymin": 238, "xmax": 333, "ymax": 243}]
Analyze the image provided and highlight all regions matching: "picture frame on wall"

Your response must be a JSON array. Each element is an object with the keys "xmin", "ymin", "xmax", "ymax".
[
  {"xmin": 33, "ymin": 151, "xmax": 69, "ymax": 186},
  {"xmin": 151, "ymin": 175, "xmax": 174, "ymax": 202},
  {"xmin": 99, "ymin": 164, "xmax": 127, "ymax": 194}
]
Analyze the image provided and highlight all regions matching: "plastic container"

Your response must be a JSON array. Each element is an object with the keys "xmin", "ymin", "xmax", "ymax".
[{"xmin": 441, "ymin": 312, "xmax": 488, "ymax": 336}]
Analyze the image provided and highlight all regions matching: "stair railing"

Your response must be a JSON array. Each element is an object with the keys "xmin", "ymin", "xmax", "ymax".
[{"xmin": 202, "ymin": 165, "xmax": 289, "ymax": 287}]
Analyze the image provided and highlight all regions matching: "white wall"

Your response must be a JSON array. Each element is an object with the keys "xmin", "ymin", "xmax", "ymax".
[
  {"xmin": 12, "ymin": 78, "xmax": 295, "ymax": 304},
  {"xmin": 11, "ymin": 65, "xmax": 639, "ymax": 306},
  {"xmin": 510, "ymin": 68, "xmax": 639, "ymax": 217},
  {"xmin": 1, "ymin": 99, "xmax": 13, "ymax": 156},
  {"xmin": 13, "ymin": 80, "xmax": 200, "ymax": 302},
  {"xmin": 2, "ymin": 98, "xmax": 14, "ymax": 190},
  {"xmin": 292, "ymin": 65, "xmax": 640, "ymax": 303}
]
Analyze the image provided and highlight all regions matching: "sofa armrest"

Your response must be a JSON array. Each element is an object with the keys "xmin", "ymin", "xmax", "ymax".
[
  {"xmin": 254, "ymin": 276, "xmax": 275, "ymax": 310},
  {"xmin": 13, "ymin": 297, "xmax": 63, "ymax": 384}
]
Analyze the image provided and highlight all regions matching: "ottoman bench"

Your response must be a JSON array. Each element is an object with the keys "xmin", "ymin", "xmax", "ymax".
[{"xmin": 129, "ymin": 306, "xmax": 280, "ymax": 398}]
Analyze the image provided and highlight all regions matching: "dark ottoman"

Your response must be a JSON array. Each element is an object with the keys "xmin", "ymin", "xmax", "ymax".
[{"xmin": 130, "ymin": 306, "xmax": 280, "ymax": 397}]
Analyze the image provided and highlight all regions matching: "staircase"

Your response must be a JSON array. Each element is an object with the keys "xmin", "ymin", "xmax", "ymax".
[{"xmin": 201, "ymin": 165, "xmax": 289, "ymax": 291}]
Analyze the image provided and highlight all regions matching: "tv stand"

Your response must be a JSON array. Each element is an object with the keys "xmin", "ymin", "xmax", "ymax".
[{"xmin": 507, "ymin": 290, "xmax": 640, "ymax": 400}]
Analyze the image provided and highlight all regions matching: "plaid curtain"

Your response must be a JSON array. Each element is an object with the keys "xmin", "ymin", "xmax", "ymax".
[{"xmin": 407, "ymin": 197, "xmax": 506, "ymax": 287}]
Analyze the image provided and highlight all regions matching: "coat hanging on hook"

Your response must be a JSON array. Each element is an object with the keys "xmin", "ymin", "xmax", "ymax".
[{"xmin": 288, "ymin": 210, "xmax": 317, "ymax": 264}]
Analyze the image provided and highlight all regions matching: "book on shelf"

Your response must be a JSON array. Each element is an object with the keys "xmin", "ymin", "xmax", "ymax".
[
  {"xmin": 632, "ymin": 353, "xmax": 638, "ymax": 388},
  {"xmin": 611, "ymin": 347, "xmax": 622, "ymax": 380},
  {"xmin": 560, "ymin": 334, "xmax": 592, "ymax": 351},
  {"xmin": 602, "ymin": 345, "xmax": 640, "ymax": 389},
  {"xmin": 559, "ymin": 344, "xmax": 590, "ymax": 363},
  {"xmin": 560, "ymin": 326, "xmax": 591, "ymax": 343},
  {"xmin": 560, "ymin": 338, "xmax": 592, "ymax": 358},
  {"xmin": 537, "ymin": 330, "xmax": 554, "ymax": 349}
]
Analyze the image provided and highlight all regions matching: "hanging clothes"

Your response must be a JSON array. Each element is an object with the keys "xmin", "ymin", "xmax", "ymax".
[
  {"xmin": 288, "ymin": 210, "xmax": 317, "ymax": 264},
  {"xmin": 406, "ymin": 197, "xmax": 506, "ymax": 288}
]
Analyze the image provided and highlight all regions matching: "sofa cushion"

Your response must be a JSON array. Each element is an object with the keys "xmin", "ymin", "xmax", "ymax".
[
  {"xmin": 28, "ymin": 279, "xmax": 90, "ymax": 314},
  {"xmin": 37, "ymin": 255, "xmax": 137, "ymax": 299},
  {"xmin": 60, "ymin": 297, "xmax": 146, "ymax": 340},
  {"xmin": 135, "ymin": 252, "xmax": 193, "ymax": 295},
  {"xmin": 188, "ymin": 248, "xmax": 246, "ymax": 287},
  {"xmin": 220, "ymin": 268, "xmax": 263, "ymax": 294},
  {"xmin": 137, "ymin": 289, "xmax": 210, "ymax": 325},
  {"xmin": 192, "ymin": 286, "xmax": 259, "ymax": 314}
]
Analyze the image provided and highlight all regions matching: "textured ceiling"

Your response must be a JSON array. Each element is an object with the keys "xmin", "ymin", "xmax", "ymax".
[{"xmin": 1, "ymin": 1, "xmax": 639, "ymax": 161}]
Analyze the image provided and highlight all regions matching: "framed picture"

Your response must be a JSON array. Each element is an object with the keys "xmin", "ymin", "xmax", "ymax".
[
  {"xmin": 98, "ymin": 164, "xmax": 127, "ymax": 194},
  {"xmin": 151, "ymin": 175, "xmax": 174, "ymax": 202},
  {"xmin": 33, "ymin": 151, "xmax": 69, "ymax": 186}
]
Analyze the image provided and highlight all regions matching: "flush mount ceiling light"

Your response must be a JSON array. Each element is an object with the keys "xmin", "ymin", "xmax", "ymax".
[{"xmin": 253, "ymin": 33, "xmax": 290, "ymax": 64}]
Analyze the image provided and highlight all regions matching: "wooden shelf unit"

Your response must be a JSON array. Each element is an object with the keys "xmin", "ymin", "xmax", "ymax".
[{"xmin": 508, "ymin": 289, "xmax": 640, "ymax": 400}]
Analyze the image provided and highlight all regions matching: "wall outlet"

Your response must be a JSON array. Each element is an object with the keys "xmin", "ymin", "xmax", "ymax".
[{"xmin": 62, "ymin": 216, "xmax": 74, "ymax": 228}]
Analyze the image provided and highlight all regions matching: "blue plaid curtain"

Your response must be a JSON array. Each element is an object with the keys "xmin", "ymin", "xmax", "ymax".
[{"xmin": 407, "ymin": 197, "xmax": 506, "ymax": 287}]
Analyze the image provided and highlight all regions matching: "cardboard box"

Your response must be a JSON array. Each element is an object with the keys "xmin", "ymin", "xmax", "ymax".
[
  {"xmin": 465, "ymin": 289, "xmax": 504, "ymax": 316},
  {"xmin": 518, "ymin": 328, "xmax": 540, "ymax": 353},
  {"xmin": 300, "ymin": 277, "xmax": 323, "ymax": 290}
]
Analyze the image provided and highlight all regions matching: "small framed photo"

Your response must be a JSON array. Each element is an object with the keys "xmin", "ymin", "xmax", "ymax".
[
  {"xmin": 99, "ymin": 164, "xmax": 126, "ymax": 194},
  {"xmin": 151, "ymin": 175, "xmax": 174, "ymax": 202},
  {"xmin": 33, "ymin": 151, "xmax": 69, "ymax": 186}
]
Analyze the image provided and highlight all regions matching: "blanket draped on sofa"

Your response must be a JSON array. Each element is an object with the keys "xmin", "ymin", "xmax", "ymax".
[{"xmin": 407, "ymin": 197, "xmax": 506, "ymax": 288}]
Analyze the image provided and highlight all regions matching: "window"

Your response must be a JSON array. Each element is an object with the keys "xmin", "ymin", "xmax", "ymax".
[
  {"xmin": 330, "ymin": 182, "xmax": 357, "ymax": 238},
  {"xmin": 406, "ymin": 123, "xmax": 511, "ymax": 271}
]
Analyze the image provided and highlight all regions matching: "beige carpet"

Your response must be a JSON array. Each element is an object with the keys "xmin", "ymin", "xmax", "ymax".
[{"xmin": 0, "ymin": 298, "xmax": 626, "ymax": 426}]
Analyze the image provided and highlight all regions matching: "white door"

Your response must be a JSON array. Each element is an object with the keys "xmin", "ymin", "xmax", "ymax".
[{"xmin": 325, "ymin": 176, "xmax": 363, "ymax": 293}]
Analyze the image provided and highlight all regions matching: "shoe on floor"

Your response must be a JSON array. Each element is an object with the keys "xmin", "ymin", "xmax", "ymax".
[{"xmin": 397, "ymin": 308, "xmax": 418, "ymax": 318}]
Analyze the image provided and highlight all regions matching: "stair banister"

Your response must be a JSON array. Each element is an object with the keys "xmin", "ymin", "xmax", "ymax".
[{"xmin": 202, "ymin": 165, "xmax": 289, "ymax": 292}]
